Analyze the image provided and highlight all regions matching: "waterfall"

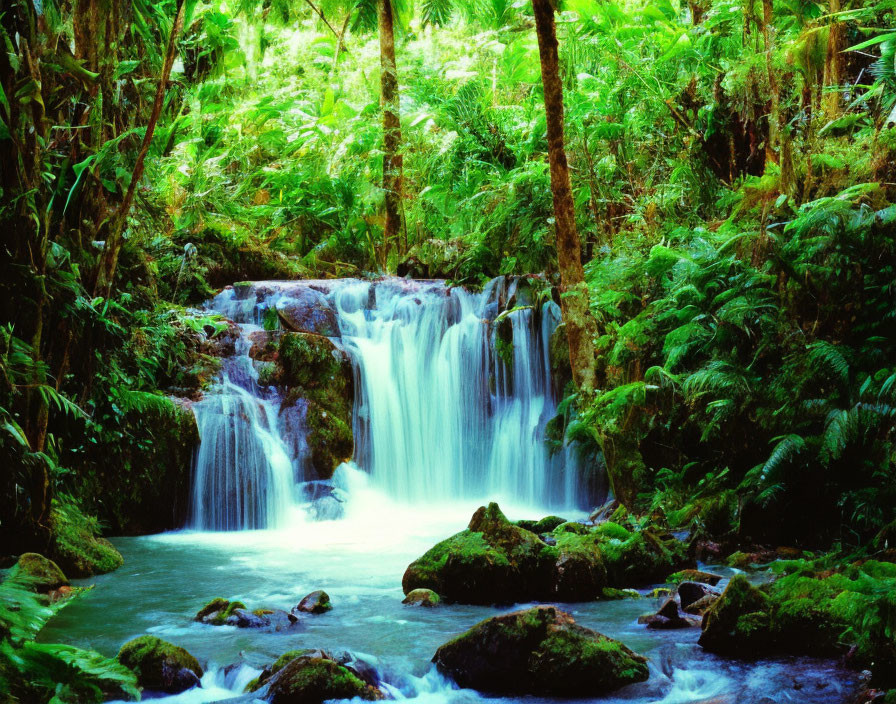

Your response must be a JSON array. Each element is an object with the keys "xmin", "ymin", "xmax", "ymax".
[{"xmin": 189, "ymin": 277, "xmax": 593, "ymax": 530}]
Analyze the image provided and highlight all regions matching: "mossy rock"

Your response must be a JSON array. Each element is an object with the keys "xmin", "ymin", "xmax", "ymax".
[
  {"xmin": 277, "ymin": 332, "xmax": 354, "ymax": 479},
  {"xmin": 402, "ymin": 503, "xmax": 557, "ymax": 604},
  {"xmin": 11, "ymin": 553, "xmax": 68, "ymax": 592},
  {"xmin": 266, "ymin": 656, "xmax": 383, "ymax": 704},
  {"xmin": 698, "ymin": 575, "xmax": 772, "ymax": 655},
  {"xmin": 515, "ymin": 515, "xmax": 567, "ymax": 534},
  {"xmin": 599, "ymin": 528, "xmax": 691, "ymax": 587},
  {"xmin": 49, "ymin": 503, "xmax": 123, "ymax": 578},
  {"xmin": 667, "ymin": 569, "xmax": 723, "ymax": 586},
  {"xmin": 403, "ymin": 588, "xmax": 441, "ymax": 607},
  {"xmin": 295, "ymin": 590, "xmax": 332, "ymax": 614},
  {"xmin": 433, "ymin": 605, "xmax": 648, "ymax": 696},
  {"xmin": 117, "ymin": 635, "xmax": 203, "ymax": 693},
  {"xmin": 195, "ymin": 598, "xmax": 247, "ymax": 625},
  {"xmin": 247, "ymin": 649, "xmax": 322, "ymax": 692},
  {"xmin": 550, "ymin": 528, "xmax": 608, "ymax": 600}
]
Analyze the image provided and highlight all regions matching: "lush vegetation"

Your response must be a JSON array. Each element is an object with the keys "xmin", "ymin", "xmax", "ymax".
[{"xmin": 2, "ymin": 0, "xmax": 896, "ymax": 698}]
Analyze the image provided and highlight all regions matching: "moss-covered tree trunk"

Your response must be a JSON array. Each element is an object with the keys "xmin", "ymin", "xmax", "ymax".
[
  {"xmin": 378, "ymin": 0, "xmax": 403, "ymax": 270},
  {"xmin": 822, "ymin": 0, "xmax": 844, "ymax": 117},
  {"xmin": 531, "ymin": 0, "xmax": 597, "ymax": 395}
]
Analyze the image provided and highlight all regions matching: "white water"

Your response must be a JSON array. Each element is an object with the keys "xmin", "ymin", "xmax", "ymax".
[{"xmin": 190, "ymin": 277, "xmax": 593, "ymax": 530}]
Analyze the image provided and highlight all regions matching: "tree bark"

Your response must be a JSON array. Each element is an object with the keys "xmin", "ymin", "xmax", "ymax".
[
  {"xmin": 94, "ymin": 0, "xmax": 186, "ymax": 298},
  {"xmin": 378, "ymin": 0, "xmax": 403, "ymax": 270},
  {"xmin": 531, "ymin": 0, "xmax": 598, "ymax": 394},
  {"xmin": 822, "ymin": 0, "xmax": 844, "ymax": 116}
]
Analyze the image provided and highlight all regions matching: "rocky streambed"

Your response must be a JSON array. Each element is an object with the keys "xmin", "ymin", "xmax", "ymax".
[{"xmin": 36, "ymin": 484, "xmax": 863, "ymax": 704}]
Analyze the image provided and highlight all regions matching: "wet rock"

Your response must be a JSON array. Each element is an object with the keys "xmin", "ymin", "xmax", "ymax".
[
  {"xmin": 402, "ymin": 503, "xmax": 557, "ymax": 604},
  {"xmin": 302, "ymin": 481, "xmax": 346, "ymax": 521},
  {"xmin": 699, "ymin": 575, "xmax": 772, "ymax": 655},
  {"xmin": 117, "ymin": 635, "xmax": 203, "ymax": 694},
  {"xmin": 248, "ymin": 330, "xmax": 281, "ymax": 362},
  {"xmin": 277, "ymin": 332, "xmax": 354, "ymax": 480},
  {"xmin": 12, "ymin": 553, "xmax": 68, "ymax": 592},
  {"xmin": 685, "ymin": 593, "xmax": 720, "ymax": 616},
  {"xmin": 226, "ymin": 608, "xmax": 272, "ymax": 629},
  {"xmin": 266, "ymin": 656, "xmax": 383, "ymax": 704},
  {"xmin": 402, "ymin": 503, "xmax": 691, "ymax": 605},
  {"xmin": 641, "ymin": 597, "xmax": 698, "ymax": 629},
  {"xmin": 667, "ymin": 569, "xmax": 724, "ymax": 586},
  {"xmin": 195, "ymin": 597, "xmax": 246, "ymax": 625},
  {"xmin": 433, "ymin": 605, "xmax": 648, "ymax": 696},
  {"xmin": 295, "ymin": 590, "xmax": 332, "ymax": 614},
  {"xmin": 403, "ymin": 588, "xmax": 440, "ymax": 607},
  {"xmin": 678, "ymin": 581, "xmax": 722, "ymax": 612},
  {"xmin": 276, "ymin": 287, "xmax": 340, "ymax": 337},
  {"xmin": 49, "ymin": 502, "xmax": 124, "ymax": 578}
]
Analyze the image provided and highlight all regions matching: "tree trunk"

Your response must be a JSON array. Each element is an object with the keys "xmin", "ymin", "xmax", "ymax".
[
  {"xmin": 378, "ymin": 0, "xmax": 402, "ymax": 271},
  {"xmin": 531, "ymin": 0, "xmax": 597, "ymax": 394},
  {"xmin": 94, "ymin": 0, "xmax": 186, "ymax": 298},
  {"xmin": 823, "ymin": 0, "xmax": 844, "ymax": 117}
]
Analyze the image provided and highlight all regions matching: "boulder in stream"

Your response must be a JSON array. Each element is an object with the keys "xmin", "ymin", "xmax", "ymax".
[
  {"xmin": 402, "ymin": 503, "xmax": 691, "ymax": 604},
  {"xmin": 264, "ymin": 655, "xmax": 384, "ymax": 704},
  {"xmin": 698, "ymin": 575, "xmax": 773, "ymax": 655},
  {"xmin": 403, "ymin": 588, "xmax": 440, "ymax": 607},
  {"xmin": 295, "ymin": 590, "xmax": 332, "ymax": 614},
  {"xmin": 196, "ymin": 597, "xmax": 300, "ymax": 631},
  {"xmin": 432, "ymin": 605, "xmax": 649, "ymax": 696},
  {"xmin": 678, "ymin": 580, "xmax": 722, "ymax": 612},
  {"xmin": 117, "ymin": 635, "xmax": 203, "ymax": 694}
]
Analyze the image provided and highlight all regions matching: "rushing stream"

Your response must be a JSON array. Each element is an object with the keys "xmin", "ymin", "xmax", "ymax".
[{"xmin": 38, "ymin": 278, "xmax": 858, "ymax": 703}]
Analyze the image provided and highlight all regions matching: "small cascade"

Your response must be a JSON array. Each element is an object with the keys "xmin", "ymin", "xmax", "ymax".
[
  {"xmin": 190, "ymin": 335, "xmax": 294, "ymax": 530},
  {"xmin": 189, "ymin": 276, "xmax": 596, "ymax": 531}
]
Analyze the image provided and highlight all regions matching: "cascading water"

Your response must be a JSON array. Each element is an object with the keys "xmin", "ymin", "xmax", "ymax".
[{"xmin": 189, "ymin": 277, "xmax": 597, "ymax": 530}]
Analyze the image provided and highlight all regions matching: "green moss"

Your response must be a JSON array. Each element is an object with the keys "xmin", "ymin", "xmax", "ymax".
[
  {"xmin": 267, "ymin": 656, "xmax": 382, "ymax": 702},
  {"xmin": 699, "ymin": 575, "xmax": 772, "ymax": 654},
  {"xmin": 194, "ymin": 598, "xmax": 246, "ymax": 625},
  {"xmin": 553, "ymin": 521, "xmax": 590, "ymax": 535},
  {"xmin": 516, "ymin": 516, "xmax": 567, "ymax": 534},
  {"xmin": 667, "ymin": 569, "xmax": 722, "ymax": 585},
  {"xmin": 49, "ymin": 501, "xmax": 123, "ymax": 578},
  {"xmin": 117, "ymin": 635, "xmax": 203, "ymax": 690},
  {"xmin": 593, "ymin": 522, "xmax": 632, "ymax": 541},
  {"xmin": 11, "ymin": 553, "xmax": 68, "ymax": 592},
  {"xmin": 600, "ymin": 587, "xmax": 640, "ymax": 600}
]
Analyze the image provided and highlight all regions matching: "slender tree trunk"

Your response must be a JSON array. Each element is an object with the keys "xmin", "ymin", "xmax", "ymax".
[
  {"xmin": 94, "ymin": 0, "xmax": 186, "ymax": 298},
  {"xmin": 531, "ymin": 0, "xmax": 597, "ymax": 395},
  {"xmin": 823, "ymin": 0, "xmax": 844, "ymax": 116},
  {"xmin": 378, "ymin": 0, "xmax": 402, "ymax": 271}
]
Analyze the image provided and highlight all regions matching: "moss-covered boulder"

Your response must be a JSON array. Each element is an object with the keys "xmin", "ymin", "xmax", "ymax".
[
  {"xmin": 403, "ymin": 588, "xmax": 440, "ymax": 607},
  {"xmin": 266, "ymin": 656, "xmax": 383, "ymax": 704},
  {"xmin": 403, "ymin": 505, "xmax": 691, "ymax": 605},
  {"xmin": 195, "ymin": 597, "xmax": 247, "ymax": 625},
  {"xmin": 698, "ymin": 575, "xmax": 772, "ymax": 655},
  {"xmin": 117, "ymin": 635, "xmax": 203, "ymax": 694},
  {"xmin": 596, "ymin": 521, "xmax": 691, "ymax": 587},
  {"xmin": 515, "ymin": 516, "xmax": 567, "ymax": 534},
  {"xmin": 295, "ymin": 590, "xmax": 332, "ymax": 614},
  {"xmin": 433, "ymin": 605, "xmax": 648, "ymax": 696},
  {"xmin": 402, "ymin": 503, "xmax": 556, "ymax": 604},
  {"xmin": 12, "ymin": 553, "xmax": 68, "ymax": 592},
  {"xmin": 277, "ymin": 332, "xmax": 354, "ymax": 480},
  {"xmin": 667, "ymin": 569, "xmax": 723, "ymax": 586},
  {"xmin": 49, "ymin": 502, "xmax": 123, "ymax": 578}
]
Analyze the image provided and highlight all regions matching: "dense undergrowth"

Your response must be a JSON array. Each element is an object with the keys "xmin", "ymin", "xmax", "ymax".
[{"xmin": 0, "ymin": 0, "xmax": 895, "ymax": 673}]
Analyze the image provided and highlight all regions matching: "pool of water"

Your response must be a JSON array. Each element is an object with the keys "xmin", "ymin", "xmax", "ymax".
[{"xmin": 39, "ymin": 473, "xmax": 859, "ymax": 704}]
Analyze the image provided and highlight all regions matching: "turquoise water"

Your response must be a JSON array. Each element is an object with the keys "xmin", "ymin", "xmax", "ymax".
[{"xmin": 39, "ymin": 476, "xmax": 857, "ymax": 704}]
